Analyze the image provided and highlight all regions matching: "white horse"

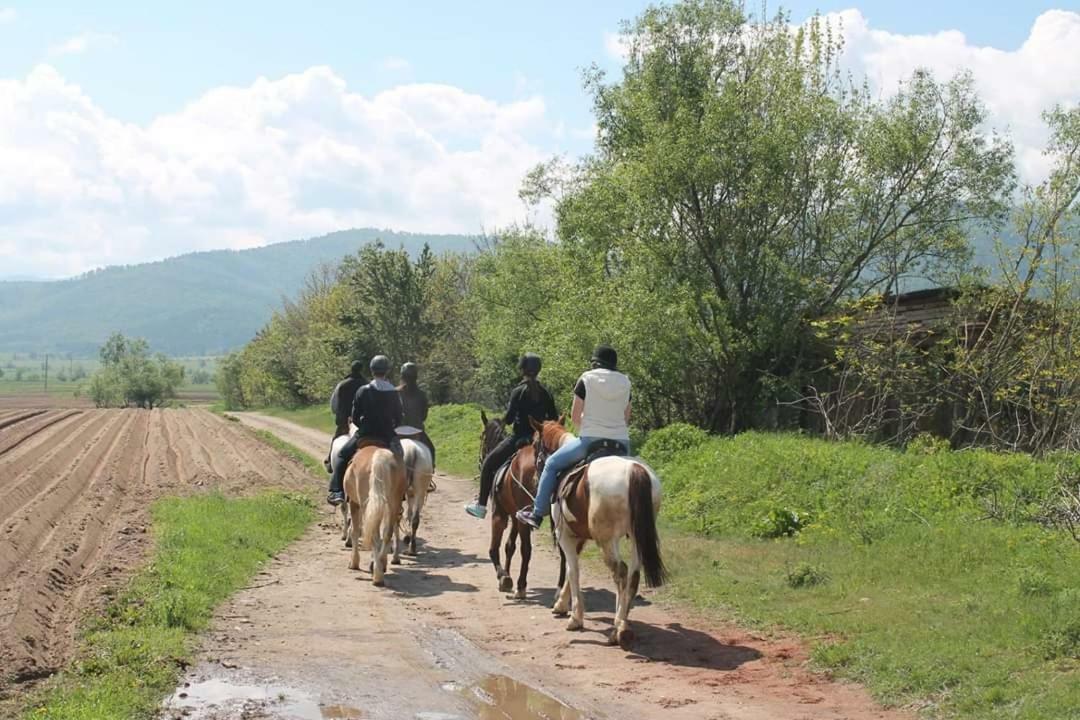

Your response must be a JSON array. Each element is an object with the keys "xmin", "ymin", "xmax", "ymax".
[
  {"xmin": 395, "ymin": 438, "xmax": 434, "ymax": 559},
  {"xmin": 330, "ymin": 426, "xmax": 357, "ymax": 544}
]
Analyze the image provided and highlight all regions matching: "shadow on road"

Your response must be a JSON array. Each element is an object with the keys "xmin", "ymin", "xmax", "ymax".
[{"xmin": 569, "ymin": 620, "xmax": 762, "ymax": 670}]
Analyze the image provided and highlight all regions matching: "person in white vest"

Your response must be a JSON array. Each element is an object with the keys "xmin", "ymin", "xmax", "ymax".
[{"xmin": 516, "ymin": 345, "xmax": 631, "ymax": 529}]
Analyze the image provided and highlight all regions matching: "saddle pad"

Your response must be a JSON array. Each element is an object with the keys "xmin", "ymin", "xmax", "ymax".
[{"xmin": 491, "ymin": 457, "xmax": 514, "ymax": 497}]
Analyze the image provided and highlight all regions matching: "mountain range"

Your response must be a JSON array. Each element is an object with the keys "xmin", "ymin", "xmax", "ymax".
[{"xmin": 0, "ymin": 229, "xmax": 476, "ymax": 356}]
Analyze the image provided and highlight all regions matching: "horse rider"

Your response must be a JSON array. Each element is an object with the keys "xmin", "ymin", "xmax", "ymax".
[
  {"xmin": 398, "ymin": 361, "xmax": 436, "ymax": 468},
  {"xmin": 324, "ymin": 360, "xmax": 367, "ymax": 471},
  {"xmin": 516, "ymin": 345, "xmax": 631, "ymax": 529},
  {"xmin": 327, "ymin": 355, "xmax": 404, "ymax": 506},
  {"xmin": 465, "ymin": 353, "xmax": 558, "ymax": 519}
]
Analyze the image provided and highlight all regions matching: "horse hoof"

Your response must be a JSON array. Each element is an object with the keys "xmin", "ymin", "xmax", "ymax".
[
  {"xmin": 606, "ymin": 628, "xmax": 619, "ymax": 646},
  {"xmin": 391, "ymin": 557, "xmax": 402, "ymax": 566},
  {"xmin": 405, "ymin": 547, "xmax": 417, "ymax": 557},
  {"xmin": 344, "ymin": 538, "xmax": 353, "ymax": 548},
  {"xmin": 367, "ymin": 562, "xmax": 374, "ymax": 573},
  {"xmin": 373, "ymin": 579, "xmax": 385, "ymax": 588},
  {"xmin": 566, "ymin": 618, "xmax": 583, "ymax": 632},
  {"xmin": 498, "ymin": 576, "xmax": 514, "ymax": 593},
  {"xmin": 348, "ymin": 561, "xmax": 359, "ymax": 571},
  {"xmin": 513, "ymin": 588, "xmax": 526, "ymax": 600},
  {"xmin": 552, "ymin": 609, "xmax": 569, "ymax": 618},
  {"xmin": 618, "ymin": 627, "xmax": 636, "ymax": 650}
]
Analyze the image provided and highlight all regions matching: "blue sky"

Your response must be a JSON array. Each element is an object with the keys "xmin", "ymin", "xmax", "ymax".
[
  {"xmin": 0, "ymin": 2, "xmax": 1077, "ymax": 277},
  {"xmin": 0, "ymin": 1, "xmax": 1065, "ymax": 147}
]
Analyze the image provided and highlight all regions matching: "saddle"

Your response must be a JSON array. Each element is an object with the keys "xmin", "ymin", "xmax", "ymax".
[
  {"xmin": 553, "ymin": 439, "xmax": 629, "ymax": 505},
  {"xmin": 491, "ymin": 437, "xmax": 533, "ymax": 498}
]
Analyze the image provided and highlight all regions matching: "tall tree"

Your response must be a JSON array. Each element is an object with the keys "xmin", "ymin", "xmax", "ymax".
[{"xmin": 528, "ymin": 0, "xmax": 1014, "ymax": 431}]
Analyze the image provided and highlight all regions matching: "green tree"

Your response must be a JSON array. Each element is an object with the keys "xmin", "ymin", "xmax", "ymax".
[
  {"xmin": 526, "ymin": 0, "xmax": 1014, "ymax": 431},
  {"xmin": 89, "ymin": 333, "xmax": 185, "ymax": 408}
]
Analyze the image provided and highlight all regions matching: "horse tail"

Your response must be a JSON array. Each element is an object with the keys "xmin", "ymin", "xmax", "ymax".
[
  {"xmin": 628, "ymin": 462, "xmax": 667, "ymax": 588},
  {"xmin": 362, "ymin": 450, "xmax": 392, "ymax": 549}
]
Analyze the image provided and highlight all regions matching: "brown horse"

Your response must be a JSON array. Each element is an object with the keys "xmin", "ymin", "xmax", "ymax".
[
  {"xmin": 532, "ymin": 418, "xmax": 666, "ymax": 648},
  {"xmin": 479, "ymin": 410, "xmax": 539, "ymax": 599}
]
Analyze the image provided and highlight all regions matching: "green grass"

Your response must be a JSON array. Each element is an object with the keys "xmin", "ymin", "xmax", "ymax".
[
  {"xmin": 21, "ymin": 492, "xmax": 314, "ymax": 720},
  {"xmin": 640, "ymin": 426, "xmax": 1080, "ymax": 720}
]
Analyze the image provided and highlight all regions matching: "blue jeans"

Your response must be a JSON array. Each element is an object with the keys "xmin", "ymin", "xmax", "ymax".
[{"xmin": 533, "ymin": 436, "xmax": 629, "ymax": 518}]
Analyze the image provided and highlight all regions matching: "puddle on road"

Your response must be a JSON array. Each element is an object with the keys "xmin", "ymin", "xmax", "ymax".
[
  {"xmin": 164, "ymin": 677, "xmax": 364, "ymax": 719},
  {"xmin": 464, "ymin": 674, "xmax": 585, "ymax": 720}
]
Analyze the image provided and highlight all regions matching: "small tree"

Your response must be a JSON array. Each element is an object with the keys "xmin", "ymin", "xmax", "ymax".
[{"xmin": 89, "ymin": 332, "xmax": 185, "ymax": 409}]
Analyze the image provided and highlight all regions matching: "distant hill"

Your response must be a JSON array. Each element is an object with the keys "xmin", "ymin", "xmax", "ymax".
[{"xmin": 0, "ymin": 229, "xmax": 476, "ymax": 356}]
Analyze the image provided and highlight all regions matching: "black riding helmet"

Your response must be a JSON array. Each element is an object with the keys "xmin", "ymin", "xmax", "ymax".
[
  {"xmin": 349, "ymin": 360, "xmax": 364, "ymax": 378},
  {"xmin": 369, "ymin": 355, "xmax": 391, "ymax": 375},
  {"xmin": 518, "ymin": 353, "xmax": 542, "ymax": 377},
  {"xmin": 591, "ymin": 345, "xmax": 618, "ymax": 370},
  {"xmin": 401, "ymin": 362, "xmax": 419, "ymax": 382}
]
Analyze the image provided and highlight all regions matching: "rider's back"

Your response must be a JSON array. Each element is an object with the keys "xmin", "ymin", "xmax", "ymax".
[
  {"xmin": 576, "ymin": 368, "xmax": 631, "ymax": 441},
  {"xmin": 352, "ymin": 379, "xmax": 402, "ymax": 443}
]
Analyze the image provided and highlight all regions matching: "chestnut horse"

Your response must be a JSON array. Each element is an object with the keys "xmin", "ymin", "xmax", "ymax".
[
  {"xmin": 531, "ymin": 418, "xmax": 666, "ymax": 648},
  {"xmin": 344, "ymin": 443, "xmax": 407, "ymax": 586},
  {"xmin": 479, "ymin": 410, "xmax": 539, "ymax": 599}
]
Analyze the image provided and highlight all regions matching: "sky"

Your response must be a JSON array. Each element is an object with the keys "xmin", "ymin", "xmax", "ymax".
[{"xmin": 0, "ymin": 1, "xmax": 1078, "ymax": 279}]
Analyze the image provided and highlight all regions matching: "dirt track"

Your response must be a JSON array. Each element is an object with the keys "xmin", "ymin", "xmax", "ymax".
[
  {"xmin": 165, "ymin": 413, "xmax": 910, "ymax": 720},
  {"xmin": 0, "ymin": 407, "xmax": 313, "ymax": 692}
]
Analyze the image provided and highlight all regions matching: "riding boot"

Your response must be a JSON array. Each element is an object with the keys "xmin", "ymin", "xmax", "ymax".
[{"xmin": 329, "ymin": 433, "xmax": 359, "ymax": 496}]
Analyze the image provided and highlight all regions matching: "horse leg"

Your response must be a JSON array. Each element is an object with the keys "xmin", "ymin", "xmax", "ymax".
[
  {"xmin": 408, "ymin": 505, "xmax": 421, "ymax": 556},
  {"xmin": 502, "ymin": 524, "xmax": 518, "ymax": 594},
  {"xmin": 348, "ymin": 501, "xmax": 362, "ymax": 570},
  {"xmin": 617, "ymin": 564, "xmax": 642, "ymax": 650},
  {"xmin": 561, "ymin": 535, "xmax": 586, "ymax": 631},
  {"xmin": 514, "ymin": 525, "xmax": 532, "ymax": 600},
  {"xmin": 552, "ymin": 529, "xmax": 571, "ymax": 616},
  {"xmin": 340, "ymin": 502, "xmax": 350, "ymax": 544},
  {"xmin": 489, "ymin": 512, "xmax": 511, "ymax": 592},
  {"xmin": 600, "ymin": 539, "xmax": 625, "ymax": 645}
]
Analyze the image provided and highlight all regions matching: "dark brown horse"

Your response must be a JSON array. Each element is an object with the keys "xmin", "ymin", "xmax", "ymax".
[{"xmin": 479, "ymin": 410, "xmax": 539, "ymax": 599}]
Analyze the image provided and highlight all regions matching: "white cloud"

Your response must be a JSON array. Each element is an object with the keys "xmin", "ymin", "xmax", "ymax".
[
  {"xmin": 817, "ymin": 9, "xmax": 1080, "ymax": 184},
  {"xmin": 0, "ymin": 65, "xmax": 553, "ymax": 277},
  {"xmin": 605, "ymin": 10, "xmax": 1080, "ymax": 183},
  {"xmin": 603, "ymin": 31, "xmax": 630, "ymax": 62},
  {"xmin": 380, "ymin": 56, "xmax": 411, "ymax": 72},
  {"xmin": 49, "ymin": 32, "xmax": 119, "ymax": 56},
  {"xmin": 0, "ymin": 7, "xmax": 16, "ymax": 24}
]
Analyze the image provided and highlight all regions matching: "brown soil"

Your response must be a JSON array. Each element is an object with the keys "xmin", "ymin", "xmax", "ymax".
[
  {"xmin": 166, "ymin": 413, "xmax": 912, "ymax": 720},
  {"xmin": 0, "ymin": 407, "xmax": 314, "ymax": 697}
]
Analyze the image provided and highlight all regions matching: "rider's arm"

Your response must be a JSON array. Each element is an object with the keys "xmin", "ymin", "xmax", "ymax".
[
  {"xmin": 503, "ymin": 385, "xmax": 520, "ymax": 426},
  {"xmin": 571, "ymin": 394, "xmax": 585, "ymax": 429}
]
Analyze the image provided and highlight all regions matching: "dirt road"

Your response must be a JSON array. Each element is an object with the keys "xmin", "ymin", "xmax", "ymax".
[
  {"xmin": 0, "ymin": 408, "xmax": 313, "ymax": 693},
  {"xmin": 165, "ymin": 413, "xmax": 909, "ymax": 720}
]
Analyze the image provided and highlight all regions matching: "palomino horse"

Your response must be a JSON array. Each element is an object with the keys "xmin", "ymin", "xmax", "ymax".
[
  {"xmin": 343, "ymin": 443, "xmax": 407, "ymax": 586},
  {"xmin": 531, "ymin": 418, "xmax": 666, "ymax": 648},
  {"xmin": 395, "ymin": 438, "xmax": 434, "ymax": 558},
  {"xmin": 479, "ymin": 410, "xmax": 539, "ymax": 599}
]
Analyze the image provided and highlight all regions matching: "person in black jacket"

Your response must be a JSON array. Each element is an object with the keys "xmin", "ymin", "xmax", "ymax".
[
  {"xmin": 327, "ymin": 355, "xmax": 403, "ymax": 506},
  {"xmin": 324, "ymin": 360, "xmax": 366, "ymax": 471},
  {"xmin": 465, "ymin": 353, "xmax": 557, "ymax": 519},
  {"xmin": 397, "ymin": 361, "xmax": 435, "ymax": 467}
]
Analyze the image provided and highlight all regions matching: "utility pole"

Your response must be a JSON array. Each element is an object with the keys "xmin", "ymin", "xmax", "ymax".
[{"xmin": 44, "ymin": 353, "xmax": 48, "ymax": 393}]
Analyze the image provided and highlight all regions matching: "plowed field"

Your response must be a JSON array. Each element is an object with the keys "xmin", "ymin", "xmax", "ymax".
[{"xmin": 0, "ymin": 408, "xmax": 313, "ymax": 690}]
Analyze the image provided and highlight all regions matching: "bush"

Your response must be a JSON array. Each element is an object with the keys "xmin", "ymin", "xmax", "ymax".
[
  {"xmin": 640, "ymin": 422, "xmax": 710, "ymax": 468},
  {"xmin": 785, "ymin": 563, "xmax": 829, "ymax": 588}
]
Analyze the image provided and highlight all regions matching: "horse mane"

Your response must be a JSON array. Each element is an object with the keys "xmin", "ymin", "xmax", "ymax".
[{"xmin": 540, "ymin": 420, "xmax": 570, "ymax": 451}]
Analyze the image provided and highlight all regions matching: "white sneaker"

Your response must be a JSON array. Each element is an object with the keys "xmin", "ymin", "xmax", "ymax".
[{"xmin": 464, "ymin": 502, "xmax": 487, "ymax": 519}]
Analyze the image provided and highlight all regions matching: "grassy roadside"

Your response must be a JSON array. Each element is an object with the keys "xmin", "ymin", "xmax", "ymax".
[{"xmin": 21, "ymin": 492, "xmax": 314, "ymax": 720}]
